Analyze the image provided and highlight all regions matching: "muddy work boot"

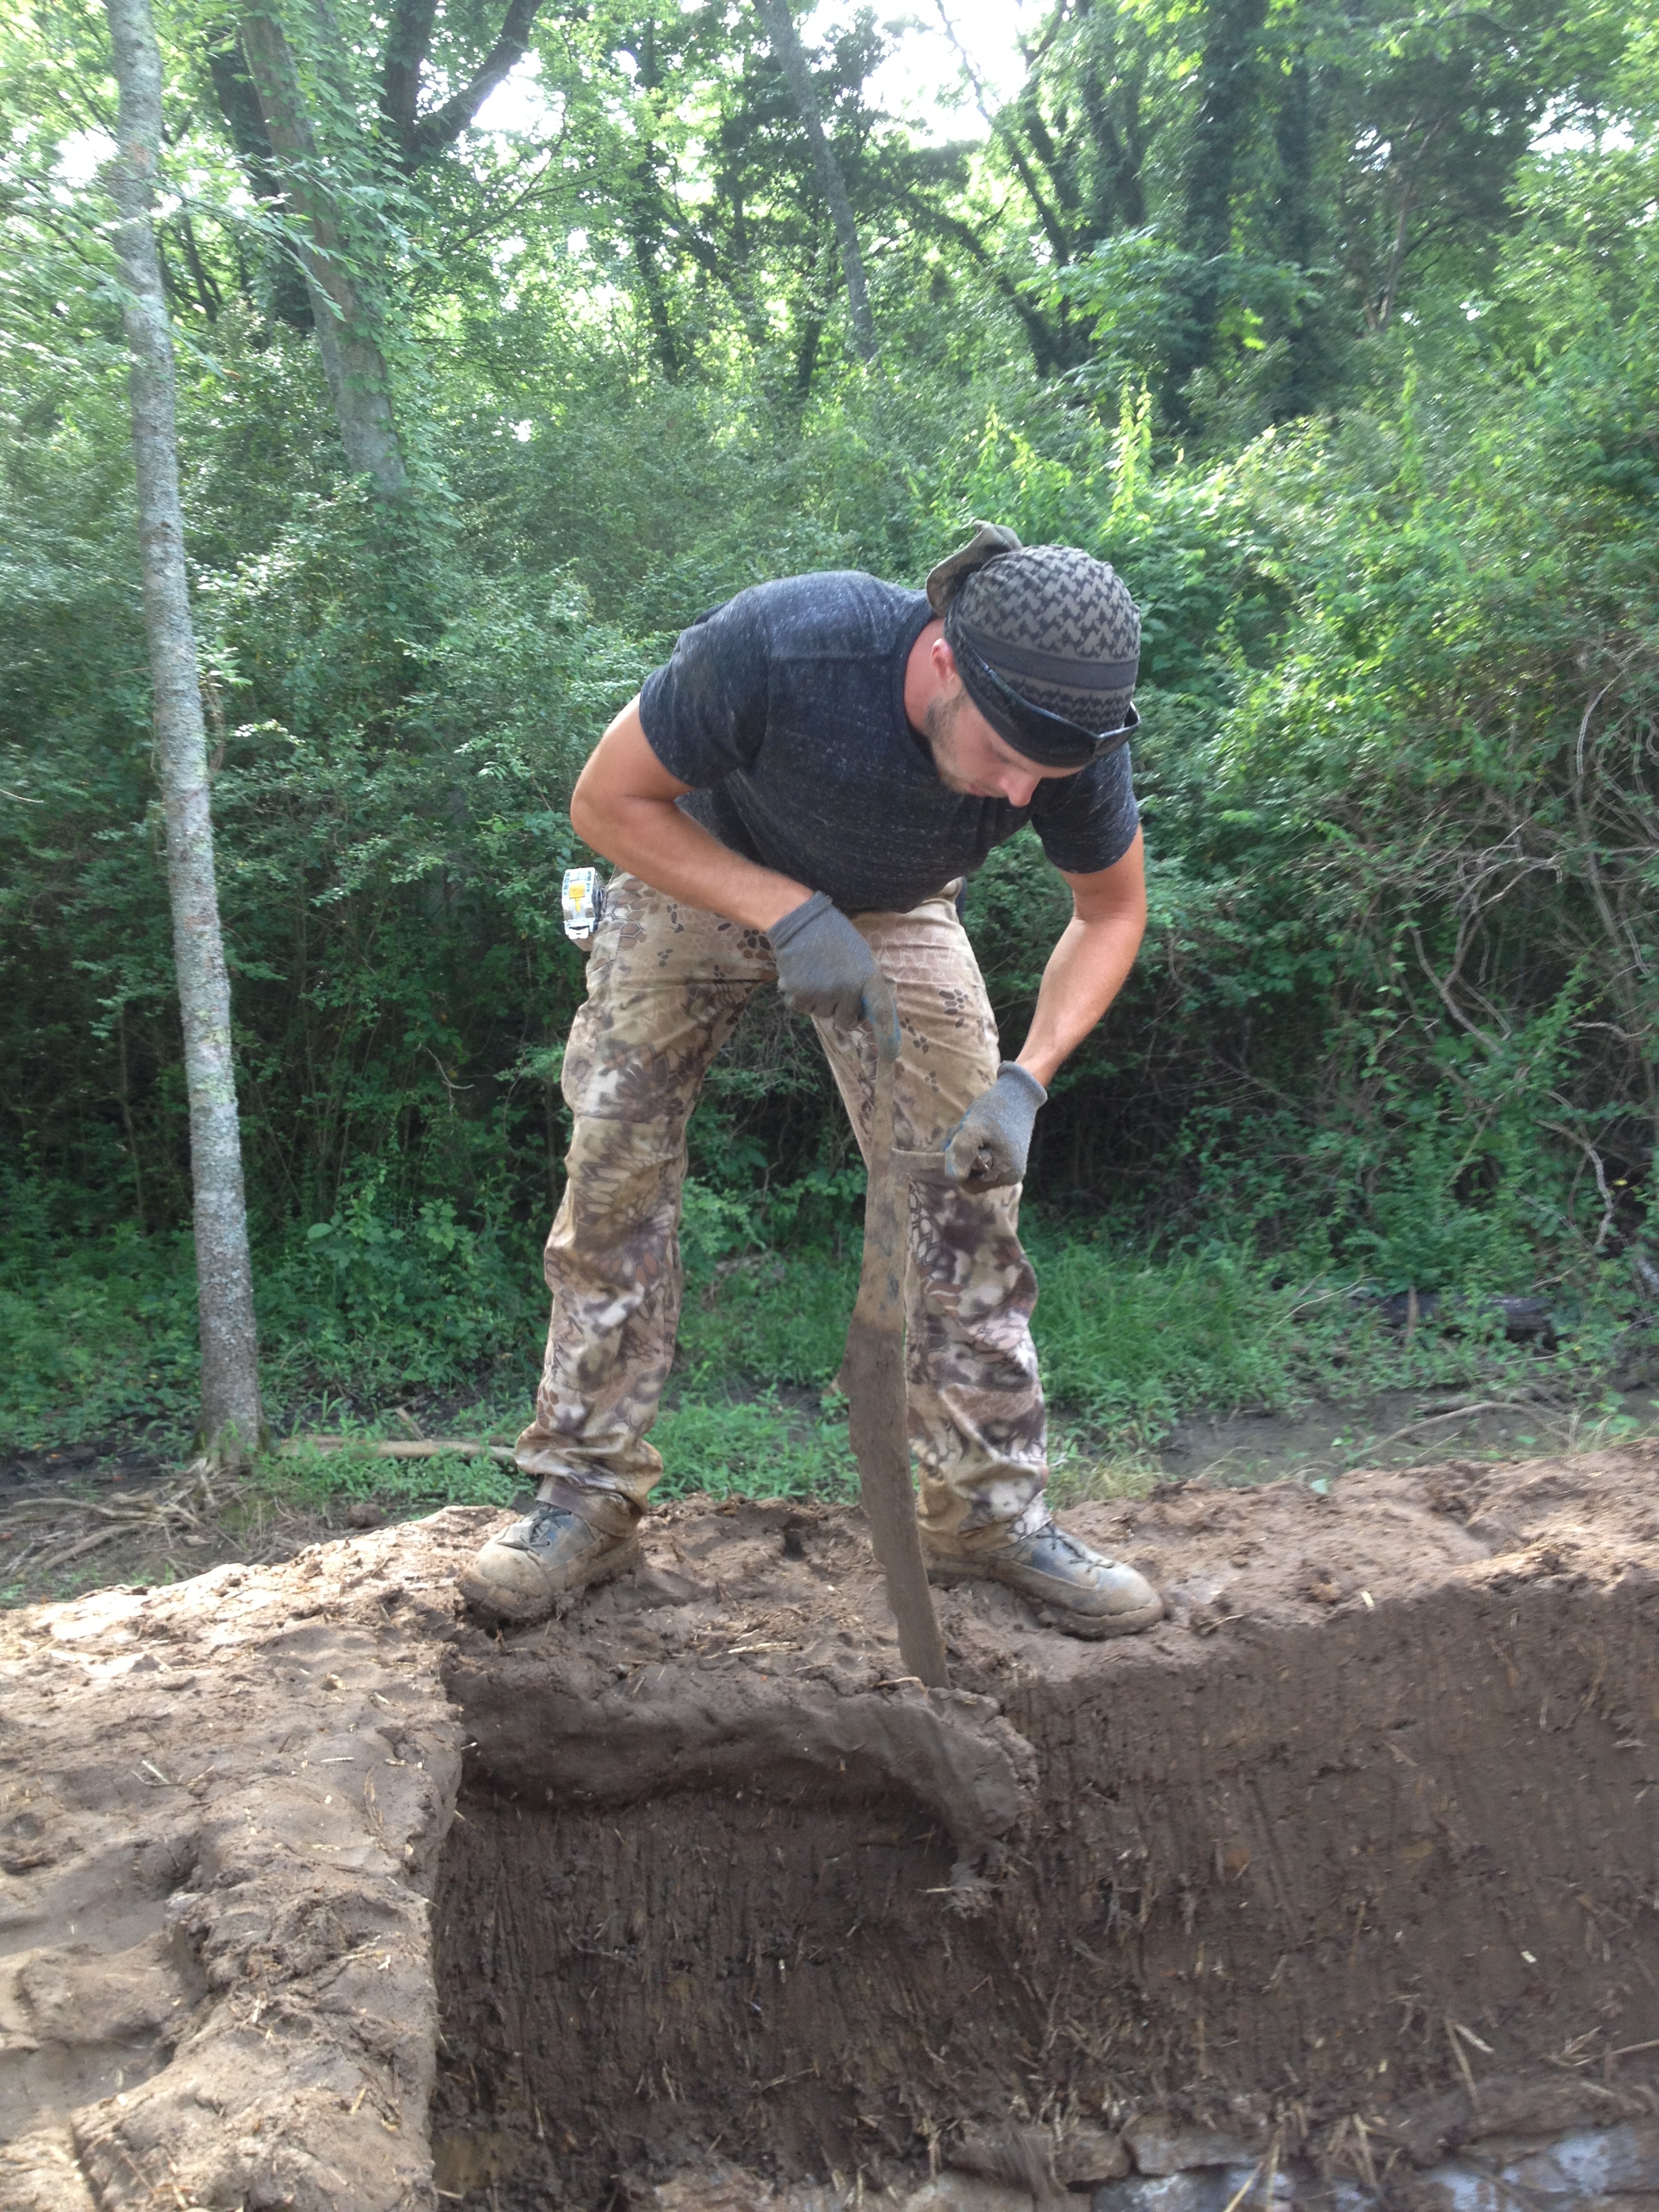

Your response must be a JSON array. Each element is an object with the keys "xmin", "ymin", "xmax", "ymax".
[
  {"xmin": 924, "ymin": 1515, "xmax": 1163, "ymax": 1639},
  {"xmin": 459, "ymin": 1491, "xmax": 640, "ymax": 1626}
]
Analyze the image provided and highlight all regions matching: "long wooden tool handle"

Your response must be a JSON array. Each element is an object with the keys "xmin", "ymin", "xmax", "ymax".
[{"xmin": 841, "ymin": 973, "xmax": 949, "ymax": 1689}]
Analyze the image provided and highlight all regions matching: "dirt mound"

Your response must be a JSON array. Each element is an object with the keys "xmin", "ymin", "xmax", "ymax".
[
  {"xmin": 0, "ymin": 1532, "xmax": 470, "ymax": 2210},
  {"xmin": 3, "ymin": 1449, "xmax": 1658, "ymax": 2208}
]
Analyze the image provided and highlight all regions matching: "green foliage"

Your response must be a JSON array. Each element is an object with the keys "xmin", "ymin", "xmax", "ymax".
[
  {"xmin": 651, "ymin": 1397, "xmax": 858, "ymax": 1504},
  {"xmin": 0, "ymin": 1181, "xmax": 201, "ymax": 1450},
  {"xmin": 260, "ymin": 1441, "xmax": 520, "ymax": 1515},
  {"xmin": 2, "ymin": 1163, "xmax": 1645, "ymax": 1490},
  {"xmin": 4, "ymin": 0, "xmax": 1659, "ymax": 1481},
  {"xmin": 676, "ymin": 1214, "xmax": 861, "ymax": 1390},
  {"xmin": 1029, "ymin": 1236, "xmax": 1319, "ymax": 1448},
  {"xmin": 0, "ymin": 1175, "xmax": 540, "ymax": 1452},
  {"xmin": 260, "ymin": 1178, "xmax": 542, "ymax": 1398}
]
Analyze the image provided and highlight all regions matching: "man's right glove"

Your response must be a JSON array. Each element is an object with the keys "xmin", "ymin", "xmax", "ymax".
[
  {"xmin": 943, "ymin": 1062, "xmax": 1047, "ymax": 1191},
  {"xmin": 768, "ymin": 892, "xmax": 900, "ymax": 1054}
]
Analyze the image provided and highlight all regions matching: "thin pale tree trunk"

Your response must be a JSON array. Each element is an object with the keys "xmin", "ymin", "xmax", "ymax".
[
  {"xmin": 239, "ymin": 3, "xmax": 410, "ymax": 497},
  {"xmin": 754, "ymin": 0, "xmax": 878, "ymax": 365},
  {"xmin": 104, "ymin": 0, "xmax": 263, "ymax": 1464}
]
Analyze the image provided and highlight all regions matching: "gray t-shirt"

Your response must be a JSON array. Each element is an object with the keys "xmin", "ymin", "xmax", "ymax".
[{"xmin": 637, "ymin": 571, "xmax": 1139, "ymax": 915}]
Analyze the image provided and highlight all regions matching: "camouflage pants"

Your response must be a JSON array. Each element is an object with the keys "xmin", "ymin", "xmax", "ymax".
[{"xmin": 514, "ymin": 872, "xmax": 1048, "ymax": 1545}]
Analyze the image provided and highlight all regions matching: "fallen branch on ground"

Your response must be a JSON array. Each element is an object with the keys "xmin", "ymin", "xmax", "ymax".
[
  {"xmin": 277, "ymin": 1435, "xmax": 517, "ymax": 1464},
  {"xmin": 1362, "ymin": 1401, "xmax": 1536, "ymax": 1455}
]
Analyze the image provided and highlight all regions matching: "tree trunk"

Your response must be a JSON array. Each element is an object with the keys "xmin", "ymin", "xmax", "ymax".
[
  {"xmin": 754, "ymin": 0, "xmax": 878, "ymax": 365},
  {"xmin": 1272, "ymin": 50, "xmax": 1328, "ymax": 415},
  {"xmin": 1071, "ymin": 0, "xmax": 1147, "ymax": 241},
  {"xmin": 206, "ymin": 28, "xmax": 316, "ymax": 327},
  {"xmin": 630, "ymin": 211, "xmax": 682, "ymax": 380},
  {"xmin": 1164, "ymin": 0, "xmax": 1269, "ymax": 411},
  {"xmin": 238, "ymin": 3, "xmax": 410, "ymax": 497},
  {"xmin": 103, "ymin": 0, "xmax": 263, "ymax": 1466},
  {"xmin": 904, "ymin": 194, "xmax": 1067, "ymax": 377}
]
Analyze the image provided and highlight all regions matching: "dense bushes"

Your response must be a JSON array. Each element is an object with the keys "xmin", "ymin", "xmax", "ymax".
[{"xmin": 7, "ymin": 216, "xmax": 1658, "ymax": 1263}]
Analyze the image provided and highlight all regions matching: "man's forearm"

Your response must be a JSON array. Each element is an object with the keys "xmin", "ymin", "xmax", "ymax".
[
  {"xmin": 569, "ymin": 703, "xmax": 808, "ymax": 932},
  {"xmin": 1014, "ymin": 908, "xmax": 1145, "ymax": 1088},
  {"xmin": 573, "ymin": 790, "xmax": 808, "ymax": 933}
]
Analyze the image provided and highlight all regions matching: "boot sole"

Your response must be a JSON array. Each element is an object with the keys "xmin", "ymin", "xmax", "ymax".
[
  {"xmin": 459, "ymin": 1533, "xmax": 642, "ymax": 1626},
  {"xmin": 925, "ymin": 1557, "xmax": 1164, "ymax": 1639}
]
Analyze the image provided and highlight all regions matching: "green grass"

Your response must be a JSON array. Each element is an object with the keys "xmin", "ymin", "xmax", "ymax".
[
  {"xmin": 249, "ymin": 1395, "xmax": 858, "ymax": 1519},
  {"xmin": 1033, "ymin": 1238, "xmax": 1303, "ymax": 1449},
  {"xmin": 0, "ymin": 1220, "xmax": 203, "ymax": 1449},
  {"xmin": 0, "ymin": 1188, "xmax": 542, "ymax": 1454},
  {"xmin": 253, "ymin": 1441, "xmax": 523, "ymax": 1517},
  {"xmin": 3, "ymin": 1183, "xmax": 1647, "ymax": 1519},
  {"xmin": 674, "ymin": 1246, "xmax": 861, "ymax": 1389},
  {"xmin": 1029, "ymin": 1232, "xmax": 1647, "ymax": 1452},
  {"xmin": 651, "ymin": 1393, "xmax": 858, "ymax": 1502}
]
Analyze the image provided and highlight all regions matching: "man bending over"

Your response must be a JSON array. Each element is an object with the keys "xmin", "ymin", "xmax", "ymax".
[{"xmin": 461, "ymin": 524, "xmax": 1164, "ymax": 1640}]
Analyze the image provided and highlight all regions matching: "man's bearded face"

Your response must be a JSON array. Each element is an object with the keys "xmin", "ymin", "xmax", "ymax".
[{"xmin": 922, "ymin": 685, "xmax": 1065, "ymax": 807}]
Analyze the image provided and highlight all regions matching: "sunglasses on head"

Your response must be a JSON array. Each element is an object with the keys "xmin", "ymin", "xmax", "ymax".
[{"xmin": 954, "ymin": 632, "xmax": 1140, "ymax": 767}]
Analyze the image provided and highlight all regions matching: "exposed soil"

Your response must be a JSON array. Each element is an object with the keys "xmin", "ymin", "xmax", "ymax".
[
  {"xmin": 0, "ymin": 1441, "xmax": 306, "ymax": 1607},
  {"xmin": 3, "ymin": 1448, "xmax": 1658, "ymax": 2209},
  {"xmin": 0, "ymin": 1538, "xmax": 464, "ymax": 2211},
  {"xmin": 1151, "ymin": 1382, "xmax": 1659, "ymax": 1488}
]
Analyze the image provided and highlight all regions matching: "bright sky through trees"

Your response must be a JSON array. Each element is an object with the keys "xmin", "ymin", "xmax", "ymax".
[
  {"xmin": 472, "ymin": 0, "xmax": 1029, "ymax": 144},
  {"xmin": 835, "ymin": 1, "xmax": 1033, "ymax": 140}
]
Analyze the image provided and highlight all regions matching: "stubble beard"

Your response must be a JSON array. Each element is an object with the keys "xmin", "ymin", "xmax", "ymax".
[{"xmin": 922, "ymin": 689, "xmax": 978, "ymax": 796}]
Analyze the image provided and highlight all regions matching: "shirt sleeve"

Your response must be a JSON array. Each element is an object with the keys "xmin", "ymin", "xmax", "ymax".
[
  {"xmin": 637, "ymin": 590, "xmax": 771, "ymax": 789},
  {"xmin": 1027, "ymin": 746, "xmax": 1140, "ymax": 875}
]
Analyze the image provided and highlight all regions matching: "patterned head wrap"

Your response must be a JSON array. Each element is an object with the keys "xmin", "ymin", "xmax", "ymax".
[{"xmin": 924, "ymin": 523, "xmax": 1141, "ymax": 770}]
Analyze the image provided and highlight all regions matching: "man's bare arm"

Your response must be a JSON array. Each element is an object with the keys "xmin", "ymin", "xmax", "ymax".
[
  {"xmin": 1012, "ymin": 831, "xmax": 1147, "ymax": 1088},
  {"xmin": 569, "ymin": 699, "xmax": 810, "ymax": 932}
]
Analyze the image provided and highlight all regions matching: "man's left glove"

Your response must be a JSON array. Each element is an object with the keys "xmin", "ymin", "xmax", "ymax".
[{"xmin": 943, "ymin": 1063, "xmax": 1047, "ymax": 1191}]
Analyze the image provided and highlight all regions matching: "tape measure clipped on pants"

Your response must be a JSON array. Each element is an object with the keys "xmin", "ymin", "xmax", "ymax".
[{"xmin": 561, "ymin": 867, "xmax": 607, "ymax": 945}]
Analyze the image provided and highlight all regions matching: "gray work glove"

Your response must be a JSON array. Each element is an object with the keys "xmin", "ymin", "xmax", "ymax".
[
  {"xmin": 943, "ymin": 1062, "xmax": 1047, "ymax": 1191},
  {"xmin": 768, "ymin": 892, "xmax": 901, "ymax": 1055}
]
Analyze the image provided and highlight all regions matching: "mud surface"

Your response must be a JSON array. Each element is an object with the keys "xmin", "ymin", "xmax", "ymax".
[
  {"xmin": 1149, "ymin": 1382, "xmax": 1659, "ymax": 1487},
  {"xmin": 0, "ymin": 1530, "xmax": 467, "ymax": 2209},
  {"xmin": 3, "ymin": 1450, "xmax": 1658, "ymax": 2209}
]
